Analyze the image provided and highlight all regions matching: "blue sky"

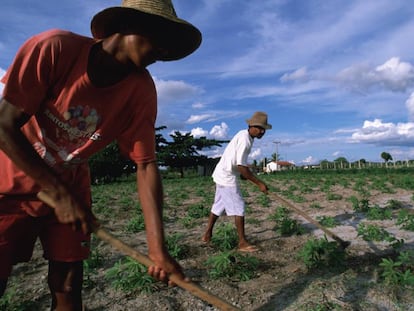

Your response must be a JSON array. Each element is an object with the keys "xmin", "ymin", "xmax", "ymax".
[{"xmin": 1, "ymin": 0, "xmax": 414, "ymax": 165}]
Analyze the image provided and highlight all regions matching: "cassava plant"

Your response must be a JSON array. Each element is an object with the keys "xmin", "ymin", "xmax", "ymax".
[
  {"xmin": 105, "ymin": 257, "xmax": 157, "ymax": 293},
  {"xmin": 204, "ymin": 251, "xmax": 260, "ymax": 281},
  {"xmin": 298, "ymin": 236, "xmax": 345, "ymax": 270}
]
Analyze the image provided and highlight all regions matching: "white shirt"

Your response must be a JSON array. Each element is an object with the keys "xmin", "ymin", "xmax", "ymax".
[{"xmin": 212, "ymin": 129, "xmax": 253, "ymax": 186}]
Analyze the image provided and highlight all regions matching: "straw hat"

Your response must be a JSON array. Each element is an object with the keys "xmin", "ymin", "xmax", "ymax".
[
  {"xmin": 91, "ymin": 0, "xmax": 202, "ymax": 61},
  {"xmin": 246, "ymin": 112, "xmax": 272, "ymax": 129}
]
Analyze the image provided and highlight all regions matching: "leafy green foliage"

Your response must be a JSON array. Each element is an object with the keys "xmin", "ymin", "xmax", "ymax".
[
  {"xmin": 381, "ymin": 151, "xmax": 393, "ymax": 163},
  {"xmin": 157, "ymin": 131, "xmax": 225, "ymax": 178},
  {"xmin": 125, "ymin": 213, "xmax": 145, "ymax": 233},
  {"xmin": 309, "ymin": 202, "xmax": 322, "ymax": 209},
  {"xmin": 211, "ymin": 223, "xmax": 239, "ymax": 251},
  {"xmin": 326, "ymin": 192, "xmax": 343, "ymax": 201},
  {"xmin": 275, "ymin": 217, "xmax": 304, "ymax": 236},
  {"xmin": 0, "ymin": 287, "xmax": 36, "ymax": 311},
  {"xmin": 366, "ymin": 205, "xmax": 392, "ymax": 221},
  {"xmin": 267, "ymin": 206, "xmax": 290, "ymax": 222},
  {"xmin": 187, "ymin": 203, "xmax": 210, "ymax": 218},
  {"xmin": 356, "ymin": 223, "xmax": 402, "ymax": 248},
  {"xmin": 270, "ymin": 206, "xmax": 304, "ymax": 236},
  {"xmin": 89, "ymin": 141, "xmax": 135, "ymax": 184},
  {"xmin": 396, "ymin": 210, "xmax": 414, "ymax": 231},
  {"xmin": 379, "ymin": 251, "xmax": 414, "ymax": 287},
  {"xmin": 204, "ymin": 251, "xmax": 260, "ymax": 281},
  {"xmin": 316, "ymin": 216, "xmax": 339, "ymax": 228},
  {"xmin": 165, "ymin": 233, "xmax": 188, "ymax": 260},
  {"xmin": 105, "ymin": 257, "xmax": 157, "ymax": 293},
  {"xmin": 385, "ymin": 199, "xmax": 404, "ymax": 209},
  {"xmin": 348, "ymin": 196, "xmax": 370, "ymax": 212},
  {"xmin": 298, "ymin": 236, "xmax": 345, "ymax": 270},
  {"xmin": 83, "ymin": 240, "xmax": 104, "ymax": 287},
  {"xmin": 257, "ymin": 193, "xmax": 270, "ymax": 207}
]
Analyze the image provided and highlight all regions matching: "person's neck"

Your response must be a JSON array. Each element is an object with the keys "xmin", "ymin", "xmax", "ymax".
[{"xmin": 87, "ymin": 36, "xmax": 134, "ymax": 88}]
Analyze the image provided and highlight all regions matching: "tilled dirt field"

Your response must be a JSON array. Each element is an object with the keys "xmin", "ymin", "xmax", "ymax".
[{"xmin": 3, "ymin": 173, "xmax": 414, "ymax": 311}]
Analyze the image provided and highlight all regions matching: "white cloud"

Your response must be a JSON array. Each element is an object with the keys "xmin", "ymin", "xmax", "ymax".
[
  {"xmin": 280, "ymin": 67, "xmax": 309, "ymax": 82},
  {"xmin": 405, "ymin": 92, "xmax": 414, "ymax": 121},
  {"xmin": 337, "ymin": 57, "xmax": 414, "ymax": 93},
  {"xmin": 350, "ymin": 119, "xmax": 414, "ymax": 146},
  {"xmin": 191, "ymin": 127, "xmax": 208, "ymax": 138},
  {"xmin": 209, "ymin": 122, "xmax": 228, "ymax": 140},
  {"xmin": 249, "ymin": 148, "xmax": 262, "ymax": 160},
  {"xmin": 153, "ymin": 77, "xmax": 202, "ymax": 104},
  {"xmin": 186, "ymin": 114, "xmax": 215, "ymax": 124},
  {"xmin": 0, "ymin": 67, "xmax": 5, "ymax": 95},
  {"xmin": 301, "ymin": 156, "xmax": 318, "ymax": 165},
  {"xmin": 192, "ymin": 102, "xmax": 206, "ymax": 109}
]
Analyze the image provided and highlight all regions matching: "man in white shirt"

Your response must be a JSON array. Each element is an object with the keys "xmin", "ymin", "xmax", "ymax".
[{"xmin": 202, "ymin": 112, "xmax": 271, "ymax": 252}]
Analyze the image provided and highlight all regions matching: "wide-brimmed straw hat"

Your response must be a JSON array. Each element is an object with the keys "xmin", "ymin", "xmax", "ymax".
[
  {"xmin": 246, "ymin": 112, "xmax": 272, "ymax": 130},
  {"xmin": 91, "ymin": 0, "xmax": 202, "ymax": 61}
]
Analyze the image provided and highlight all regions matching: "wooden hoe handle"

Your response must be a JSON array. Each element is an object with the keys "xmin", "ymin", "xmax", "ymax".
[
  {"xmin": 37, "ymin": 191, "xmax": 240, "ymax": 311},
  {"xmin": 269, "ymin": 192, "xmax": 350, "ymax": 249}
]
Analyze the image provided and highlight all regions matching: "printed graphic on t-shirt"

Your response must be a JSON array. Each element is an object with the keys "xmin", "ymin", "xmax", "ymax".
[{"xmin": 35, "ymin": 105, "xmax": 101, "ymax": 167}]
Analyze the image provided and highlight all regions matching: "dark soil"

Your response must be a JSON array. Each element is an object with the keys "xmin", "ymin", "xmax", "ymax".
[{"xmin": 3, "ymin": 173, "xmax": 414, "ymax": 311}]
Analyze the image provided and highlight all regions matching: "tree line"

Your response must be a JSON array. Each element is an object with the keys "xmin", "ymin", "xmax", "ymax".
[{"xmin": 89, "ymin": 126, "xmax": 228, "ymax": 183}]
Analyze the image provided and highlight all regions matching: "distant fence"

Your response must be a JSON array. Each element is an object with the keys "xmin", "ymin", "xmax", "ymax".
[{"xmin": 304, "ymin": 161, "xmax": 413, "ymax": 170}]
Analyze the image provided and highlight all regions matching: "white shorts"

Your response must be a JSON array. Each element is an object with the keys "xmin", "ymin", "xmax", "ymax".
[{"xmin": 211, "ymin": 184, "xmax": 245, "ymax": 217}]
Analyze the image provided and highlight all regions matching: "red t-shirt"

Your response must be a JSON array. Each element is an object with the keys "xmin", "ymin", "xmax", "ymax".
[{"xmin": 0, "ymin": 29, "xmax": 157, "ymax": 216}]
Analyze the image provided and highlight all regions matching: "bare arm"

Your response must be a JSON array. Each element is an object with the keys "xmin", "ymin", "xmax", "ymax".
[
  {"xmin": 0, "ymin": 98, "xmax": 93, "ymax": 233},
  {"xmin": 136, "ymin": 161, "xmax": 187, "ymax": 285},
  {"xmin": 237, "ymin": 165, "xmax": 268, "ymax": 193}
]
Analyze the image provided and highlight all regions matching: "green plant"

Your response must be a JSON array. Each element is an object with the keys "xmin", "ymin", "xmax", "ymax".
[
  {"xmin": 165, "ymin": 233, "xmax": 188, "ymax": 259},
  {"xmin": 309, "ymin": 202, "xmax": 322, "ymax": 209},
  {"xmin": 316, "ymin": 216, "xmax": 339, "ymax": 228},
  {"xmin": 211, "ymin": 223, "xmax": 238, "ymax": 251},
  {"xmin": 379, "ymin": 251, "xmax": 414, "ymax": 287},
  {"xmin": 267, "ymin": 206, "xmax": 290, "ymax": 222},
  {"xmin": 83, "ymin": 242, "xmax": 104, "ymax": 287},
  {"xmin": 385, "ymin": 199, "xmax": 404, "ymax": 209},
  {"xmin": 204, "ymin": 251, "xmax": 260, "ymax": 281},
  {"xmin": 180, "ymin": 215, "xmax": 198, "ymax": 228},
  {"xmin": 274, "ymin": 217, "xmax": 304, "ymax": 236},
  {"xmin": 366, "ymin": 205, "xmax": 392, "ymax": 220},
  {"xmin": 105, "ymin": 257, "xmax": 157, "ymax": 293},
  {"xmin": 357, "ymin": 223, "xmax": 393, "ymax": 242},
  {"xmin": 257, "ymin": 193, "xmax": 270, "ymax": 207},
  {"xmin": 326, "ymin": 192, "xmax": 343, "ymax": 201},
  {"xmin": 0, "ymin": 287, "xmax": 36, "ymax": 311},
  {"xmin": 269, "ymin": 206, "xmax": 304, "ymax": 235},
  {"xmin": 396, "ymin": 210, "xmax": 414, "ymax": 231},
  {"xmin": 300, "ymin": 299, "xmax": 341, "ymax": 311},
  {"xmin": 125, "ymin": 213, "xmax": 145, "ymax": 233},
  {"xmin": 349, "ymin": 197, "xmax": 370, "ymax": 212},
  {"xmin": 298, "ymin": 236, "xmax": 345, "ymax": 270},
  {"xmin": 187, "ymin": 203, "xmax": 210, "ymax": 218}
]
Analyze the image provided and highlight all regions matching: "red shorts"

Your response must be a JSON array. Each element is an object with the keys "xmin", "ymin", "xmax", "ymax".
[{"xmin": 0, "ymin": 200, "xmax": 90, "ymax": 279}]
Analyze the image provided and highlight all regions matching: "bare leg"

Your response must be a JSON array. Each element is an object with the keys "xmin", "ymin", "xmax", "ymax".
[
  {"xmin": 48, "ymin": 260, "xmax": 83, "ymax": 311},
  {"xmin": 202, "ymin": 213, "xmax": 219, "ymax": 243},
  {"xmin": 235, "ymin": 216, "xmax": 258, "ymax": 252},
  {"xmin": 235, "ymin": 215, "xmax": 249, "ymax": 248}
]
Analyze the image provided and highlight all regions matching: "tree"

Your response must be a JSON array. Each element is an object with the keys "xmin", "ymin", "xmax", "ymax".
[
  {"xmin": 320, "ymin": 159, "xmax": 330, "ymax": 169},
  {"xmin": 271, "ymin": 152, "xmax": 282, "ymax": 162},
  {"xmin": 334, "ymin": 157, "xmax": 348, "ymax": 163},
  {"xmin": 381, "ymin": 152, "xmax": 393, "ymax": 163},
  {"xmin": 155, "ymin": 125, "xmax": 168, "ymax": 153},
  {"xmin": 157, "ymin": 131, "xmax": 227, "ymax": 178},
  {"xmin": 88, "ymin": 141, "xmax": 135, "ymax": 183}
]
